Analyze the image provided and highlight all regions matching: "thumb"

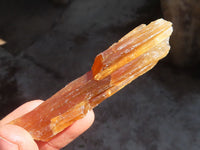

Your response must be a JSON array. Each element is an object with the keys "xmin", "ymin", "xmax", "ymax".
[{"xmin": 0, "ymin": 124, "xmax": 38, "ymax": 150}]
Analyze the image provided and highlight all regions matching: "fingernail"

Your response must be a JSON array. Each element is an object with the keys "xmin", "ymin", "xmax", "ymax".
[{"xmin": 0, "ymin": 137, "xmax": 19, "ymax": 150}]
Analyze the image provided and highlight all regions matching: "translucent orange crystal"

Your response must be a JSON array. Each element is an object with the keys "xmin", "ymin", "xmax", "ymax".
[{"xmin": 10, "ymin": 19, "xmax": 173, "ymax": 141}]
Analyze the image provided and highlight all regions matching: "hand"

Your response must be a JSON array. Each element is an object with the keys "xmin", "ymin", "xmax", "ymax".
[{"xmin": 0, "ymin": 100, "xmax": 95, "ymax": 150}]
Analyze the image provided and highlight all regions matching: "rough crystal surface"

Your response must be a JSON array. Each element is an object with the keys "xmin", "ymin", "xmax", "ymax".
[{"xmin": 10, "ymin": 18, "xmax": 173, "ymax": 141}]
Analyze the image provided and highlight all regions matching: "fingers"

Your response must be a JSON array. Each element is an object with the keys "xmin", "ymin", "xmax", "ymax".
[
  {"xmin": 0, "ymin": 100, "xmax": 44, "ymax": 125},
  {"xmin": 37, "ymin": 110, "xmax": 95, "ymax": 150},
  {"xmin": 0, "ymin": 100, "xmax": 43, "ymax": 150},
  {"xmin": 0, "ymin": 124, "xmax": 39, "ymax": 150},
  {"xmin": 0, "ymin": 100, "xmax": 95, "ymax": 150}
]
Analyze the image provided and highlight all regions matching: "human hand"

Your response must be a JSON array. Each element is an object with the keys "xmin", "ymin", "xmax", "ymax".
[{"xmin": 0, "ymin": 100, "xmax": 95, "ymax": 150}]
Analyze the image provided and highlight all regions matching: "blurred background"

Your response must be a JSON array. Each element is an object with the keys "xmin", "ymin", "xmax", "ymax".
[{"xmin": 0, "ymin": 0, "xmax": 200, "ymax": 149}]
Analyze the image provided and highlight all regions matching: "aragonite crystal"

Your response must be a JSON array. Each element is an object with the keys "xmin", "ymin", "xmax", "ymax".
[{"xmin": 10, "ymin": 18, "xmax": 173, "ymax": 141}]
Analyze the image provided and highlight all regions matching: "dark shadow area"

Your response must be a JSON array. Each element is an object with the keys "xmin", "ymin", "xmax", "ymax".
[
  {"xmin": 0, "ymin": 0, "xmax": 65, "ymax": 55},
  {"xmin": 0, "ymin": 0, "xmax": 200, "ymax": 150}
]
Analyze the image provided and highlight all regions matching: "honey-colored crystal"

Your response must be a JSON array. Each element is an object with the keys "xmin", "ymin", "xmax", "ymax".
[{"xmin": 10, "ymin": 19, "xmax": 173, "ymax": 141}]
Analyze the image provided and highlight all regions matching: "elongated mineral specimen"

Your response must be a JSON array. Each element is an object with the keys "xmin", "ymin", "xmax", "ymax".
[{"xmin": 10, "ymin": 18, "xmax": 173, "ymax": 141}]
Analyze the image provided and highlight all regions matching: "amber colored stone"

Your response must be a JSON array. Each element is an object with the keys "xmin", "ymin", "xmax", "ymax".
[{"xmin": 9, "ymin": 18, "xmax": 173, "ymax": 141}]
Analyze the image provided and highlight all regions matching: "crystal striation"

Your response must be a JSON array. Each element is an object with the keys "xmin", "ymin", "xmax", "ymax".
[{"xmin": 10, "ymin": 18, "xmax": 173, "ymax": 141}]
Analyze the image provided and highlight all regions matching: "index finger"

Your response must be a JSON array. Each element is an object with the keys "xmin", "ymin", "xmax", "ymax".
[
  {"xmin": 37, "ymin": 110, "xmax": 94, "ymax": 150},
  {"xmin": 0, "ymin": 100, "xmax": 44, "ymax": 125}
]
